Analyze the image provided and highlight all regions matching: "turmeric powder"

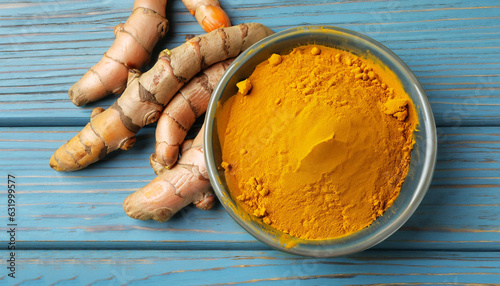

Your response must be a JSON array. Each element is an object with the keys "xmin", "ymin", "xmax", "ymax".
[{"xmin": 217, "ymin": 45, "xmax": 418, "ymax": 240}]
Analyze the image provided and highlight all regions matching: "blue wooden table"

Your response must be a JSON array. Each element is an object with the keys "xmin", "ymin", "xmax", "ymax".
[{"xmin": 1, "ymin": 0, "xmax": 500, "ymax": 284}]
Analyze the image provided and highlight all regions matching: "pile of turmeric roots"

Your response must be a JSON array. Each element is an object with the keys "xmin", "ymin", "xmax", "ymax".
[{"xmin": 49, "ymin": 0, "xmax": 273, "ymax": 222}]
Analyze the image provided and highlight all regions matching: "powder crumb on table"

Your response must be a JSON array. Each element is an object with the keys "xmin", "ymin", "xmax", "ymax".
[{"xmin": 217, "ymin": 44, "xmax": 418, "ymax": 240}]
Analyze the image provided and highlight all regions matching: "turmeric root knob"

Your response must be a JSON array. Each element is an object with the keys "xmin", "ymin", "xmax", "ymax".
[
  {"xmin": 49, "ymin": 107, "xmax": 136, "ymax": 171},
  {"xmin": 197, "ymin": 5, "xmax": 231, "ymax": 32},
  {"xmin": 124, "ymin": 126, "xmax": 214, "ymax": 222},
  {"xmin": 51, "ymin": 23, "xmax": 274, "ymax": 172},
  {"xmin": 69, "ymin": 0, "xmax": 169, "ymax": 106},
  {"xmin": 182, "ymin": 0, "xmax": 231, "ymax": 32},
  {"xmin": 149, "ymin": 59, "xmax": 234, "ymax": 174}
]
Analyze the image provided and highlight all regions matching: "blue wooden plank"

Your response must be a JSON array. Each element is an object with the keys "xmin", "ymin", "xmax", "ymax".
[
  {"xmin": 1, "ymin": 0, "xmax": 499, "ymax": 282},
  {"xmin": 0, "ymin": 250, "xmax": 499, "ymax": 285},
  {"xmin": 1, "ymin": 126, "xmax": 500, "ymax": 251},
  {"xmin": 0, "ymin": 0, "xmax": 499, "ymax": 126}
]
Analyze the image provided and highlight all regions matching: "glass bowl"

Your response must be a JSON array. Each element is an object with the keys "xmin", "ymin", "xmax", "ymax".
[{"xmin": 204, "ymin": 25, "xmax": 437, "ymax": 257}]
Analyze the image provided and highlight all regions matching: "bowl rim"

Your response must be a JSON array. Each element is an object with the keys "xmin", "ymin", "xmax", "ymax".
[{"xmin": 204, "ymin": 25, "xmax": 437, "ymax": 257}]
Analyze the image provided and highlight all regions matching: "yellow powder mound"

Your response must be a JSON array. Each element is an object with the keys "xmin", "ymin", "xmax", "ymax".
[{"xmin": 217, "ymin": 45, "xmax": 418, "ymax": 240}]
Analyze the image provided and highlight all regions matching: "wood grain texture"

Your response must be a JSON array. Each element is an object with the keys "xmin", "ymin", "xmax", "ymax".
[
  {"xmin": 0, "ymin": 0, "xmax": 499, "ymax": 127},
  {"xmin": 1, "ymin": 126, "xmax": 499, "ymax": 251},
  {"xmin": 1, "ymin": 250, "xmax": 500, "ymax": 285},
  {"xmin": 1, "ymin": 0, "xmax": 500, "ymax": 283}
]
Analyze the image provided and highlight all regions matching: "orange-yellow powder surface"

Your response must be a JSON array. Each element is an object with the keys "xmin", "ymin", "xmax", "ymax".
[{"xmin": 217, "ymin": 45, "xmax": 418, "ymax": 240}]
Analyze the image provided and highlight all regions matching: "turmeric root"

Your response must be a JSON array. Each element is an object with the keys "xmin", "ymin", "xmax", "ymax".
[
  {"xmin": 69, "ymin": 0, "xmax": 169, "ymax": 106},
  {"xmin": 50, "ymin": 23, "xmax": 274, "ymax": 172},
  {"xmin": 123, "ymin": 125, "xmax": 212, "ymax": 222},
  {"xmin": 182, "ymin": 0, "xmax": 231, "ymax": 32},
  {"xmin": 150, "ymin": 58, "xmax": 234, "ymax": 174}
]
